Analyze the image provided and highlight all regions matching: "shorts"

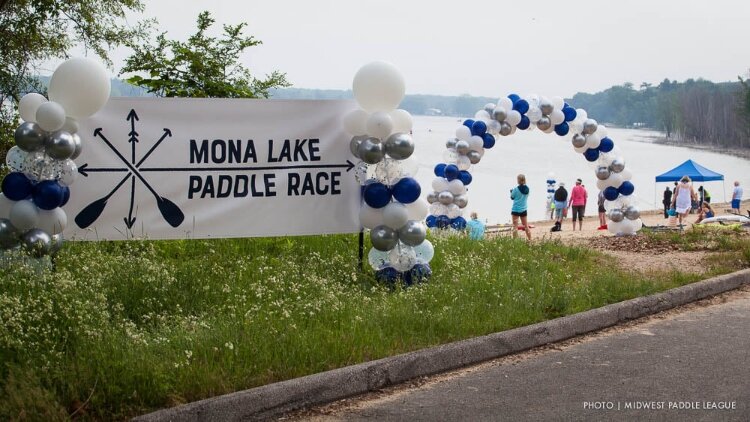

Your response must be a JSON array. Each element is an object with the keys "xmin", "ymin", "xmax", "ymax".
[
  {"xmin": 554, "ymin": 201, "xmax": 566, "ymax": 219},
  {"xmin": 732, "ymin": 199, "xmax": 741, "ymax": 209},
  {"xmin": 511, "ymin": 210, "xmax": 528, "ymax": 217},
  {"xmin": 572, "ymin": 205, "xmax": 585, "ymax": 221},
  {"xmin": 598, "ymin": 205, "xmax": 606, "ymax": 213}
]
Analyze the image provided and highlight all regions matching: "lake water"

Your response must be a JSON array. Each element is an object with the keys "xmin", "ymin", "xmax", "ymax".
[{"xmin": 409, "ymin": 115, "xmax": 750, "ymax": 224}]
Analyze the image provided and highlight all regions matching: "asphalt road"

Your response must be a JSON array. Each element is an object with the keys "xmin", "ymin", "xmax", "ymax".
[{"xmin": 302, "ymin": 288, "xmax": 750, "ymax": 422}]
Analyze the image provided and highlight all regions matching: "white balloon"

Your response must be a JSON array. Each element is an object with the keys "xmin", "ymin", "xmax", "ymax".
[
  {"xmin": 574, "ymin": 145, "xmax": 588, "ymax": 154},
  {"xmin": 487, "ymin": 120, "xmax": 501, "ymax": 134},
  {"xmin": 551, "ymin": 96, "xmax": 565, "ymax": 110},
  {"xmin": 632, "ymin": 218, "xmax": 643, "ymax": 232},
  {"xmin": 406, "ymin": 198, "xmax": 429, "ymax": 221},
  {"xmin": 389, "ymin": 109, "xmax": 413, "ymax": 133},
  {"xmin": 549, "ymin": 109, "xmax": 565, "ymax": 125},
  {"xmin": 432, "ymin": 177, "xmax": 449, "ymax": 193},
  {"xmin": 35, "ymin": 101, "xmax": 66, "ymax": 131},
  {"xmin": 596, "ymin": 179, "xmax": 608, "ymax": 191},
  {"xmin": 448, "ymin": 179, "xmax": 466, "ymax": 195},
  {"xmin": 360, "ymin": 203, "xmax": 385, "ymax": 229},
  {"xmin": 575, "ymin": 108, "xmax": 588, "ymax": 121},
  {"xmin": 446, "ymin": 203, "xmax": 461, "ymax": 219},
  {"xmin": 400, "ymin": 156, "xmax": 420, "ymax": 177},
  {"xmin": 0, "ymin": 193, "xmax": 14, "ymax": 219},
  {"xmin": 442, "ymin": 149, "xmax": 458, "ymax": 163},
  {"xmin": 594, "ymin": 125, "xmax": 608, "ymax": 138},
  {"xmin": 455, "ymin": 125, "xmax": 471, "ymax": 141},
  {"xmin": 352, "ymin": 61, "xmax": 405, "ymax": 113},
  {"xmin": 366, "ymin": 111, "xmax": 393, "ymax": 140},
  {"xmin": 607, "ymin": 220, "xmax": 624, "ymax": 235},
  {"xmin": 474, "ymin": 110, "xmax": 491, "ymax": 122},
  {"xmin": 525, "ymin": 94, "xmax": 540, "ymax": 107},
  {"xmin": 468, "ymin": 136, "xmax": 484, "ymax": 152},
  {"xmin": 37, "ymin": 208, "xmax": 67, "ymax": 235},
  {"xmin": 18, "ymin": 93, "xmax": 48, "ymax": 122},
  {"xmin": 456, "ymin": 155, "xmax": 471, "ymax": 171},
  {"xmin": 62, "ymin": 117, "xmax": 79, "ymax": 134},
  {"xmin": 49, "ymin": 57, "xmax": 111, "ymax": 119},
  {"xmin": 585, "ymin": 133, "xmax": 602, "ymax": 149},
  {"xmin": 526, "ymin": 107, "xmax": 542, "ymax": 123},
  {"xmin": 429, "ymin": 202, "xmax": 448, "ymax": 216},
  {"xmin": 9, "ymin": 200, "xmax": 39, "ymax": 232},
  {"xmin": 619, "ymin": 220, "xmax": 636, "ymax": 235},
  {"xmin": 619, "ymin": 168, "xmax": 633, "ymax": 182},
  {"xmin": 505, "ymin": 110, "xmax": 522, "ymax": 126},
  {"xmin": 497, "ymin": 97, "xmax": 513, "ymax": 112},
  {"xmin": 605, "ymin": 172, "xmax": 623, "ymax": 188},
  {"xmin": 568, "ymin": 120, "xmax": 583, "ymax": 134},
  {"xmin": 383, "ymin": 202, "xmax": 409, "ymax": 230},
  {"xmin": 343, "ymin": 109, "xmax": 369, "ymax": 135}
]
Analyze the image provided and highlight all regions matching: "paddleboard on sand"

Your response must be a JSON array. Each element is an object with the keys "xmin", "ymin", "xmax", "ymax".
[{"xmin": 698, "ymin": 215, "xmax": 750, "ymax": 224}]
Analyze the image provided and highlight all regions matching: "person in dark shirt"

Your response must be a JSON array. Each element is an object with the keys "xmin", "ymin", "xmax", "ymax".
[{"xmin": 662, "ymin": 186, "xmax": 673, "ymax": 218}]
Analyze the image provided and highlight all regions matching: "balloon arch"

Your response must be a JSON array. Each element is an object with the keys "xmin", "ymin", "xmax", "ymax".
[{"xmin": 344, "ymin": 62, "xmax": 642, "ymax": 285}]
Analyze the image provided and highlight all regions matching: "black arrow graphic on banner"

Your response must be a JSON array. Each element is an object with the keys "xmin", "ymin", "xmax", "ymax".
[
  {"xmin": 127, "ymin": 109, "xmax": 139, "ymax": 164},
  {"xmin": 77, "ymin": 164, "xmax": 128, "ymax": 177},
  {"xmin": 124, "ymin": 175, "xmax": 136, "ymax": 229},
  {"xmin": 94, "ymin": 128, "xmax": 184, "ymax": 227},
  {"xmin": 136, "ymin": 128, "xmax": 172, "ymax": 167},
  {"xmin": 139, "ymin": 160, "xmax": 356, "ymax": 173},
  {"xmin": 75, "ymin": 173, "xmax": 131, "ymax": 228}
]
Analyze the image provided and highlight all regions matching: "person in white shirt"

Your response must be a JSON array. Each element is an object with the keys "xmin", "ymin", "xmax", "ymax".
[{"xmin": 731, "ymin": 181, "xmax": 743, "ymax": 214}]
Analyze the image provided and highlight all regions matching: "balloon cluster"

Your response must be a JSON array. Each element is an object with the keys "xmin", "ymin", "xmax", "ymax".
[
  {"xmin": 0, "ymin": 58, "xmax": 110, "ymax": 256},
  {"xmin": 545, "ymin": 175, "xmax": 556, "ymax": 215},
  {"xmin": 430, "ymin": 93, "xmax": 642, "ymax": 235},
  {"xmin": 344, "ymin": 62, "xmax": 432, "ymax": 285}
]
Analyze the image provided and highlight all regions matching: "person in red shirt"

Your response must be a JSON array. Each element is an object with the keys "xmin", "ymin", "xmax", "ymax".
[{"xmin": 568, "ymin": 178, "xmax": 588, "ymax": 231}]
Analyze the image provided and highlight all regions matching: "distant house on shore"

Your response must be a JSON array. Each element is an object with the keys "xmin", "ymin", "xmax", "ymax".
[{"xmin": 425, "ymin": 108, "xmax": 443, "ymax": 116}]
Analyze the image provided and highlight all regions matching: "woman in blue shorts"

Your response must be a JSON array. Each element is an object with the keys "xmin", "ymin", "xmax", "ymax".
[{"xmin": 510, "ymin": 174, "xmax": 531, "ymax": 240}]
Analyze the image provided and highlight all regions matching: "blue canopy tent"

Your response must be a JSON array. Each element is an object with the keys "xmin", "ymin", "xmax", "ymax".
[{"xmin": 655, "ymin": 159, "xmax": 725, "ymax": 203}]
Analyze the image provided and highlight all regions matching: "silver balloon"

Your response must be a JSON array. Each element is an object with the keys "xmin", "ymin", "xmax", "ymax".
[
  {"xmin": 467, "ymin": 150, "xmax": 481, "ymax": 164},
  {"xmin": 384, "ymin": 133, "xmax": 415, "ymax": 160},
  {"xmin": 539, "ymin": 101, "xmax": 553, "ymax": 115},
  {"xmin": 398, "ymin": 221, "xmax": 427, "ymax": 246},
  {"xmin": 438, "ymin": 191, "xmax": 454, "ymax": 205},
  {"xmin": 536, "ymin": 117, "xmax": 552, "ymax": 131},
  {"xmin": 624, "ymin": 205, "xmax": 640, "ymax": 220},
  {"xmin": 70, "ymin": 133, "xmax": 83, "ymax": 160},
  {"xmin": 455, "ymin": 140, "xmax": 470, "ymax": 155},
  {"xmin": 571, "ymin": 133, "xmax": 587, "ymax": 148},
  {"xmin": 14, "ymin": 122, "xmax": 46, "ymax": 152},
  {"xmin": 370, "ymin": 225, "xmax": 399, "ymax": 251},
  {"xmin": 454, "ymin": 194, "xmax": 468, "ymax": 208},
  {"xmin": 583, "ymin": 119, "xmax": 598, "ymax": 135},
  {"xmin": 446, "ymin": 138, "xmax": 458, "ymax": 149},
  {"xmin": 349, "ymin": 135, "xmax": 367, "ymax": 158},
  {"xmin": 499, "ymin": 122, "xmax": 513, "ymax": 136},
  {"xmin": 357, "ymin": 137, "xmax": 385, "ymax": 165},
  {"xmin": 21, "ymin": 228, "xmax": 52, "ymax": 257},
  {"xmin": 484, "ymin": 103, "xmax": 496, "ymax": 116},
  {"xmin": 45, "ymin": 130, "xmax": 76, "ymax": 160},
  {"xmin": 608, "ymin": 208, "xmax": 625, "ymax": 223},
  {"xmin": 492, "ymin": 107, "xmax": 507, "ymax": 122},
  {"xmin": 49, "ymin": 234, "xmax": 64, "ymax": 255},
  {"xmin": 0, "ymin": 218, "xmax": 20, "ymax": 250},
  {"xmin": 595, "ymin": 166, "xmax": 611, "ymax": 180},
  {"xmin": 426, "ymin": 191, "xmax": 438, "ymax": 204},
  {"xmin": 609, "ymin": 158, "xmax": 625, "ymax": 173}
]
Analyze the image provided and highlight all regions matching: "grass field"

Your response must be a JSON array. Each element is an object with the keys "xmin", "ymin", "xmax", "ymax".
[{"xmin": 1, "ymin": 231, "xmax": 748, "ymax": 420}]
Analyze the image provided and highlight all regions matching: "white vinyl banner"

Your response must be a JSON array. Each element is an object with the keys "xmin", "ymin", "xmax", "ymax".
[{"xmin": 65, "ymin": 98, "xmax": 360, "ymax": 240}]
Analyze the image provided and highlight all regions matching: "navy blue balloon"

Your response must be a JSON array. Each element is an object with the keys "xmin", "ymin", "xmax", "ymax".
[
  {"xmin": 1, "ymin": 172, "xmax": 33, "ymax": 201},
  {"xmin": 471, "ymin": 120, "xmax": 487, "ymax": 136},
  {"xmin": 598, "ymin": 137, "xmax": 614, "ymax": 152},
  {"xmin": 482, "ymin": 133, "xmax": 496, "ymax": 149},
  {"xmin": 512, "ymin": 99, "xmax": 529, "ymax": 114},
  {"xmin": 604, "ymin": 186, "xmax": 619, "ymax": 201},
  {"xmin": 459, "ymin": 170, "xmax": 473, "ymax": 186},
  {"xmin": 61, "ymin": 186, "xmax": 70, "ymax": 207},
  {"xmin": 436, "ymin": 215, "xmax": 451, "ymax": 229},
  {"xmin": 554, "ymin": 122, "xmax": 570, "ymax": 136},
  {"xmin": 462, "ymin": 119, "xmax": 475, "ymax": 129},
  {"xmin": 546, "ymin": 179, "xmax": 555, "ymax": 184},
  {"xmin": 32, "ymin": 180, "xmax": 65, "ymax": 210},
  {"xmin": 434, "ymin": 163, "xmax": 446, "ymax": 177},
  {"xmin": 376, "ymin": 267, "xmax": 403, "ymax": 285},
  {"xmin": 562, "ymin": 106, "xmax": 577, "ymax": 122},
  {"xmin": 517, "ymin": 115, "xmax": 531, "ymax": 130},
  {"xmin": 450, "ymin": 216, "xmax": 467, "ymax": 230},
  {"xmin": 508, "ymin": 93, "xmax": 521, "ymax": 104},
  {"xmin": 363, "ymin": 182, "xmax": 391, "ymax": 208},
  {"xmin": 404, "ymin": 263, "xmax": 432, "ymax": 286},
  {"xmin": 583, "ymin": 148, "xmax": 600, "ymax": 162},
  {"xmin": 444, "ymin": 164, "xmax": 460, "ymax": 181},
  {"xmin": 618, "ymin": 181, "xmax": 635, "ymax": 196},
  {"xmin": 392, "ymin": 177, "xmax": 421, "ymax": 204},
  {"xmin": 426, "ymin": 215, "xmax": 437, "ymax": 228}
]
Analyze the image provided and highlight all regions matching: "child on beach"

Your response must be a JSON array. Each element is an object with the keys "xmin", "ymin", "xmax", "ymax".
[
  {"xmin": 466, "ymin": 212, "xmax": 485, "ymax": 240},
  {"xmin": 694, "ymin": 201, "xmax": 715, "ymax": 224}
]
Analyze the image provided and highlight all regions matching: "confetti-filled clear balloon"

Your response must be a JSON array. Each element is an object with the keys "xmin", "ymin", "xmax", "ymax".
[
  {"xmin": 5, "ymin": 146, "xmax": 28, "ymax": 172},
  {"xmin": 57, "ymin": 158, "xmax": 78, "ymax": 186},
  {"xmin": 413, "ymin": 239, "xmax": 434, "ymax": 263},
  {"xmin": 368, "ymin": 247, "xmax": 390, "ymax": 270},
  {"xmin": 388, "ymin": 244, "xmax": 417, "ymax": 272},
  {"xmin": 23, "ymin": 151, "xmax": 61, "ymax": 182},
  {"xmin": 354, "ymin": 161, "xmax": 370, "ymax": 186}
]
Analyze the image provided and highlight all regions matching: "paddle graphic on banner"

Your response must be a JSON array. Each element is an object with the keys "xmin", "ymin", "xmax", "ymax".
[{"xmin": 67, "ymin": 98, "xmax": 360, "ymax": 240}]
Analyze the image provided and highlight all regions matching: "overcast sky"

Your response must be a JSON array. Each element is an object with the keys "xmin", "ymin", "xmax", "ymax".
[{"xmin": 60, "ymin": 0, "xmax": 750, "ymax": 98}]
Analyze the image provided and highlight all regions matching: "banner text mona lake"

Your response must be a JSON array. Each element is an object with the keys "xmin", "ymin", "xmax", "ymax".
[{"xmin": 186, "ymin": 139, "xmax": 343, "ymax": 199}]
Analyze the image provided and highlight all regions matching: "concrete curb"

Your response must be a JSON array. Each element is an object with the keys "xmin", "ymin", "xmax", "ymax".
[{"xmin": 135, "ymin": 268, "xmax": 750, "ymax": 422}]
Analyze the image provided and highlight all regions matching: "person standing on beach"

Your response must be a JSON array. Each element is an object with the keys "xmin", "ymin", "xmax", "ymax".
[
  {"xmin": 662, "ymin": 186, "xmax": 673, "ymax": 218},
  {"xmin": 510, "ymin": 174, "xmax": 531, "ymax": 240},
  {"xmin": 552, "ymin": 182, "xmax": 567, "ymax": 231},
  {"xmin": 671, "ymin": 175, "xmax": 696, "ymax": 229},
  {"xmin": 731, "ymin": 181, "xmax": 743, "ymax": 214},
  {"xmin": 597, "ymin": 190, "xmax": 607, "ymax": 230},
  {"xmin": 466, "ymin": 212, "xmax": 485, "ymax": 240},
  {"xmin": 568, "ymin": 178, "xmax": 587, "ymax": 231}
]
